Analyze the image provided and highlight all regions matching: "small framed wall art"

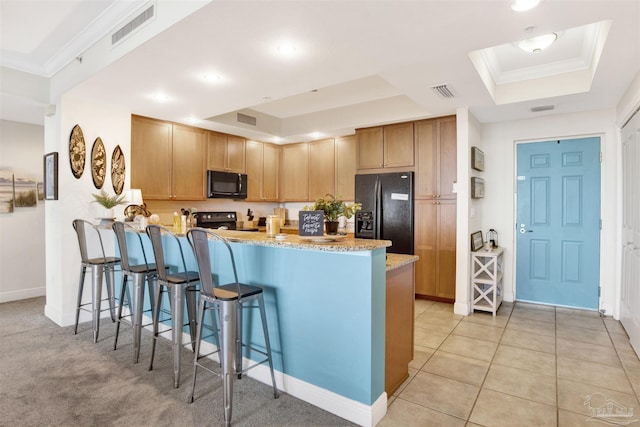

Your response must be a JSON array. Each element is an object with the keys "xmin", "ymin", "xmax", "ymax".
[
  {"xmin": 470, "ymin": 230, "xmax": 483, "ymax": 251},
  {"xmin": 471, "ymin": 177, "xmax": 484, "ymax": 198},
  {"xmin": 44, "ymin": 152, "xmax": 59, "ymax": 200},
  {"xmin": 471, "ymin": 146, "xmax": 484, "ymax": 171}
]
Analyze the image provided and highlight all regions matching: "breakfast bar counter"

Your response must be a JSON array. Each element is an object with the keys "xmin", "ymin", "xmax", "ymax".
[{"xmin": 126, "ymin": 228, "xmax": 393, "ymax": 426}]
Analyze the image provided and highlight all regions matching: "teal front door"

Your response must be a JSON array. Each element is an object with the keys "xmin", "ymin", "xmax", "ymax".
[{"xmin": 516, "ymin": 137, "xmax": 601, "ymax": 309}]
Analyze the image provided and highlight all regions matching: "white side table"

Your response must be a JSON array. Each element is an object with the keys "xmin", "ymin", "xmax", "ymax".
[{"xmin": 471, "ymin": 247, "xmax": 504, "ymax": 316}]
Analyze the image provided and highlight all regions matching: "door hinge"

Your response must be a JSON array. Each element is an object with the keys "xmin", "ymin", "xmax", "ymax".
[
  {"xmin": 600, "ymin": 219, "xmax": 602, "ymax": 230},
  {"xmin": 598, "ymin": 286, "xmax": 601, "ymax": 297},
  {"xmin": 600, "ymin": 152, "xmax": 603, "ymax": 163}
]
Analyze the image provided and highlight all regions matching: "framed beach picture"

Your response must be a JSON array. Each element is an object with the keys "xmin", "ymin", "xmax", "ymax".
[
  {"xmin": 44, "ymin": 152, "xmax": 59, "ymax": 200},
  {"xmin": 0, "ymin": 170, "xmax": 14, "ymax": 213},
  {"xmin": 14, "ymin": 175, "xmax": 37, "ymax": 207}
]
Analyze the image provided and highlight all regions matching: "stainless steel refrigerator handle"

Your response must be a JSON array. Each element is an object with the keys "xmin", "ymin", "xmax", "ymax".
[{"xmin": 375, "ymin": 178, "xmax": 381, "ymax": 239}]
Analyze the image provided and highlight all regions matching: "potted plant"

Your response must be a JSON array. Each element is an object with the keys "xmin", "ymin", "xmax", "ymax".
[
  {"xmin": 92, "ymin": 189, "xmax": 126, "ymax": 219},
  {"xmin": 304, "ymin": 194, "xmax": 361, "ymax": 235}
]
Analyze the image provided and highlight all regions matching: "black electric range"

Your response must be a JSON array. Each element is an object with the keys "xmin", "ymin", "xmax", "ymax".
[{"xmin": 195, "ymin": 211, "xmax": 258, "ymax": 231}]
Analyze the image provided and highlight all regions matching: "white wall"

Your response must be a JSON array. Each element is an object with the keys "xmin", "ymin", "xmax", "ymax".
[
  {"xmin": 44, "ymin": 96, "xmax": 132, "ymax": 326},
  {"xmin": 481, "ymin": 109, "xmax": 619, "ymax": 316},
  {"xmin": 0, "ymin": 120, "xmax": 46, "ymax": 302}
]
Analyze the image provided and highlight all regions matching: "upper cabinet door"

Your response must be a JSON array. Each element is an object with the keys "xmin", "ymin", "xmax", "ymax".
[
  {"xmin": 245, "ymin": 139, "xmax": 263, "ymax": 201},
  {"xmin": 437, "ymin": 117, "xmax": 457, "ymax": 199},
  {"xmin": 262, "ymin": 142, "xmax": 279, "ymax": 201},
  {"xmin": 383, "ymin": 122, "xmax": 414, "ymax": 168},
  {"xmin": 415, "ymin": 116, "xmax": 456, "ymax": 199},
  {"xmin": 207, "ymin": 131, "xmax": 227, "ymax": 171},
  {"xmin": 172, "ymin": 124, "xmax": 206, "ymax": 200},
  {"xmin": 335, "ymin": 135, "xmax": 357, "ymax": 200},
  {"xmin": 207, "ymin": 131, "xmax": 246, "ymax": 173},
  {"xmin": 357, "ymin": 127, "xmax": 384, "ymax": 169},
  {"xmin": 131, "ymin": 115, "xmax": 172, "ymax": 200},
  {"xmin": 357, "ymin": 123, "xmax": 414, "ymax": 171},
  {"xmin": 280, "ymin": 143, "xmax": 309, "ymax": 201},
  {"xmin": 308, "ymin": 138, "xmax": 335, "ymax": 201},
  {"xmin": 226, "ymin": 135, "xmax": 246, "ymax": 173}
]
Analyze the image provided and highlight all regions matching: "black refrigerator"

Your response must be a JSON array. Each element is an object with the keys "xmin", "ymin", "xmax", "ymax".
[{"xmin": 354, "ymin": 172, "xmax": 414, "ymax": 254}]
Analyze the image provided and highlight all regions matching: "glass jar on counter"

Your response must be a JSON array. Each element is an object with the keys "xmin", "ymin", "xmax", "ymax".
[{"xmin": 266, "ymin": 215, "xmax": 280, "ymax": 237}]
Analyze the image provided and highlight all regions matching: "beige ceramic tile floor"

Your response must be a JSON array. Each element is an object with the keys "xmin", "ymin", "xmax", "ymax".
[{"xmin": 379, "ymin": 300, "xmax": 640, "ymax": 427}]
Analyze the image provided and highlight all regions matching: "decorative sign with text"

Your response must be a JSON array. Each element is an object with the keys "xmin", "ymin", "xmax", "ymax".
[{"xmin": 298, "ymin": 211, "xmax": 324, "ymax": 236}]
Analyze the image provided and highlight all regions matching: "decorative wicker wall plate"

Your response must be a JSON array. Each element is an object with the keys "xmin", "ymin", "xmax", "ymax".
[
  {"xmin": 69, "ymin": 125, "xmax": 86, "ymax": 179},
  {"xmin": 111, "ymin": 145, "xmax": 125, "ymax": 195},
  {"xmin": 91, "ymin": 137, "xmax": 106, "ymax": 189}
]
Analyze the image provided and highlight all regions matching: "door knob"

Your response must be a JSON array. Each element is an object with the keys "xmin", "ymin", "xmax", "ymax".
[{"xmin": 519, "ymin": 228, "xmax": 533, "ymax": 234}]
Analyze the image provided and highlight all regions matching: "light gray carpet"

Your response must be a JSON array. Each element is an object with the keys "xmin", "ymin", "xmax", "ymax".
[{"xmin": 0, "ymin": 297, "xmax": 355, "ymax": 427}]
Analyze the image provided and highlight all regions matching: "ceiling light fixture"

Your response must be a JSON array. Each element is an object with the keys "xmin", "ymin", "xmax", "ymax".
[
  {"xmin": 518, "ymin": 32, "xmax": 557, "ymax": 53},
  {"xmin": 153, "ymin": 93, "xmax": 170, "ymax": 102},
  {"xmin": 203, "ymin": 73, "xmax": 221, "ymax": 83},
  {"xmin": 511, "ymin": 0, "xmax": 541, "ymax": 12},
  {"xmin": 277, "ymin": 44, "xmax": 296, "ymax": 55}
]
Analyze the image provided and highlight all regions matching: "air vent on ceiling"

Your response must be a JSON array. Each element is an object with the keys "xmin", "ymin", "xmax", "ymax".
[
  {"xmin": 430, "ymin": 84, "xmax": 455, "ymax": 99},
  {"xmin": 237, "ymin": 112, "xmax": 257, "ymax": 126},
  {"xmin": 112, "ymin": 3, "xmax": 155, "ymax": 46},
  {"xmin": 531, "ymin": 105, "xmax": 555, "ymax": 112}
]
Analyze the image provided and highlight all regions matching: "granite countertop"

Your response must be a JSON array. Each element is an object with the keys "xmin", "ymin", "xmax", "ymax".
[
  {"xmin": 385, "ymin": 253, "xmax": 419, "ymax": 271},
  {"xmin": 215, "ymin": 229, "xmax": 391, "ymax": 252}
]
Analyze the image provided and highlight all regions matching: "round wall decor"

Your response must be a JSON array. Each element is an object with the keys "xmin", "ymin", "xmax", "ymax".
[
  {"xmin": 91, "ymin": 137, "xmax": 106, "ymax": 189},
  {"xmin": 111, "ymin": 145, "xmax": 125, "ymax": 195},
  {"xmin": 69, "ymin": 124, "xmax": 86, "ymax": 179}
]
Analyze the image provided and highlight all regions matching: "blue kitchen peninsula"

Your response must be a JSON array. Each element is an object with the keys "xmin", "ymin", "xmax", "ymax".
[{"xmin": 130, "ymin": 229, "xmax": 392, "ymax": 426}]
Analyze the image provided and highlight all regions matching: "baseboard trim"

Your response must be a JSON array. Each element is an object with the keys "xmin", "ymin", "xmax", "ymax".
[{"xmin": 0, "ymin": 286, "xmax": 45, "ymax": 303}]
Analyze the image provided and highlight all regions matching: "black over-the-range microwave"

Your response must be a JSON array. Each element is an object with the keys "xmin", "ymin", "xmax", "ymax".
[{"xmin": 206, "ymin": 170, "xmax": 247, "ymax": 199}]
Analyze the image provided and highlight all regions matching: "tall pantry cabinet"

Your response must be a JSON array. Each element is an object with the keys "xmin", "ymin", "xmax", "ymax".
[{"xmin": 414, "ymin": 116, "xmax": 457, "ymax": 300}]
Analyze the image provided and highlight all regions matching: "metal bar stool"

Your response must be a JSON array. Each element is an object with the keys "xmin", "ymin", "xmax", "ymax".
[
  {"xmin": 187, "ymin": 228, "xmax": 278, "ymax": 427},
  {"xmin": 146, "ymin": 224, "xmax": 200, "ymax": 388},
  {"xmin": 72, "ymin": 219, "xmax": 121, "ymax": 343},
  {"xmin": 112, "ymin": 221, "xmax": 158, "ymax": 363}
]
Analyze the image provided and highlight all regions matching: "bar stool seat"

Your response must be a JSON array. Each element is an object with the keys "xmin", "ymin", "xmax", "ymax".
[
  {"xmin": 72, "ymin": 219, "xmax": 121, "ymax": 343},
  {"xmin": 187, "ymin": 227, "xmax": 279, "ymax": 426},
  {"xmin": 146, "ymin": 224, "xmax": 200, "ymax": 388},
  {"xmin": 112, "ymin": 221, "xmax": 158, "ymax": 363}
]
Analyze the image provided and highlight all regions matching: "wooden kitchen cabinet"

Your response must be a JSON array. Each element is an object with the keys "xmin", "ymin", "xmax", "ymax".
[
  {"xmin": 357, "ymin": 122, "xmax": 414, "ymax": 170},
  {"xmin": 335, "ymin": 135, "xmax": 357, "ymax": 200},
  {"xmin": 415, "ymin": 116, "xmax": 457, "ymax": 199},
  {"xmin": 245, "ymin": 139, "xmax": 279, "ymax": 202},
  {"xmin": 131, "ymin": 115, "xmax": 206, "ymax": 200},
  {"xmin": 169, "ymin": 124, "xmax": 207, "ymax": 200},
  {"xmin": 207, "ymin": 131, "xmax": 245, "ymax": 173},
  {"xmin": 308, "ymin": 138, "xmax": 335, "ymax": 201},
  {"xmin": 131, "ymin": 115, "xmax": 172, "ymax": 200},
  {"xmin": 414, "ymin": 199, "xmax": 457, "ymax": 300},
  {"xmin": 385, "ymin": 261, "xmax": 415, "ymax": 395},
  {"xmin": 280, "ymin": 142, "xmax": 309, "ymax": 201}
]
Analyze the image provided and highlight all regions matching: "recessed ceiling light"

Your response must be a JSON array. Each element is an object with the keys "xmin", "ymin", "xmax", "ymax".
[
  {"xmin": 203, "ymin": 73, "xmax": 221, "ymax": 83},
  {"xmin": 310, "ymin": 132, "xmax": 321, "ymax": 139},
  {"xmin": 153, "ymin": 93, "xmax": 170, "ymax": 102},
  {"xmin": 277, "ymin": 44, "xmax": 296, "ymax": 55},
  {"xmin": 518, "ymin": 32, "xmax": 557, "ymax": 53},
  {"xmin": 511, "ymin": 0, "xmax": 542, "ymax": 12}
]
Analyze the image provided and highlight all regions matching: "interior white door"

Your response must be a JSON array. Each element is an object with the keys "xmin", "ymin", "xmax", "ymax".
[{"xmin": 620, "ymin": 109, "xmax": 640, "ymax": 357}]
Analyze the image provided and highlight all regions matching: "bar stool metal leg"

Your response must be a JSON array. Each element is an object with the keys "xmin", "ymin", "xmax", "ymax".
[
  {"xmin": 74, "ymin": 265, "xmax": 87, "ymax": 335},
  {"xmin": 220, "ymin": 299, "xmax": 236, "ymax": 427},
  {"xmin": 91, "ymin": 265, "xmax": 104, "ymax": 343},
  {"xmin": 171, "ymin": 285, "xmax": 184, "ymax": 389},
  {"xmin": 257, "ymin": 294, "xmax": 279, "ymax": 398}
]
